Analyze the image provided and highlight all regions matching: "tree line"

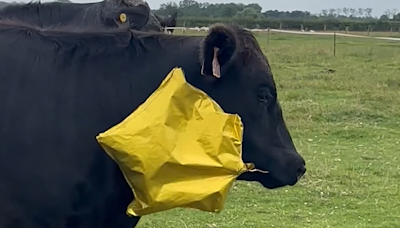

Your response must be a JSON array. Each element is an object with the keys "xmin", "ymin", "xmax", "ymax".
[
  {"xmin": 1, "ymin": 0, "xmax": 400, "ymax": 31},
  {"xmin": 155, "ymin": 0, "xmax": 399, "ymax": 20},
  {"xmin": 153, "ymin": 0, "xmax": 400, "ymax": 31}
]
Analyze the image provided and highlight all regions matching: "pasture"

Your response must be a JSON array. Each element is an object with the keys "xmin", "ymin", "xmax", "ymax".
[{"xmin": 137, "ymin": 31, "xmax": 400, "ymax": 227}]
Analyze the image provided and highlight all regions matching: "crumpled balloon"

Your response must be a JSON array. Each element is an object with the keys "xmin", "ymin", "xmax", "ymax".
[{"xmin": 96, "ymin": 67, "xmax": 263, "ymax": 216}]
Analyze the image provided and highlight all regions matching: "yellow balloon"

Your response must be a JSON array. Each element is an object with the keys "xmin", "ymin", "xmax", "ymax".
[{"xmin": 96, "ymin": 67, "xmax": 265, "ymax": 217}]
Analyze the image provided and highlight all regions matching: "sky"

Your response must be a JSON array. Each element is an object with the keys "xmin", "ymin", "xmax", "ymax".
[{"xmin": 3, "ymin": 0, "xmax": 400, "ymax": 17}]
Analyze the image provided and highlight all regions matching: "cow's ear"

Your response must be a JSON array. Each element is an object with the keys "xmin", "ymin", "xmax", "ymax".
[
  {"xmin": 116, "ymin": 3, "xmax": 150, "ymax": 30},
  {"xmin": 200, "ymin": 24, "xmax": 238, "ymax": 78}
]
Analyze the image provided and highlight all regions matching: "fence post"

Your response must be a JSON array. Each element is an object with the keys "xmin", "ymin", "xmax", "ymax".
[
  {"xmin": 345, "ymin": 26, "xmax": 349, "ymax": 34},
  {"xmin": 333, "ymin": 33, "xmax": 336, "ymax": 56},
  {"xmin": 390, "ymin": 27, "xmax": 392, "ymax": 36},
  {"xmin": 279, "ymin": 22, "xmax": 282, "ymax": 30},
  {"xmin": 367, "ymin": 25, "xmax": 371, "ymax": 36},
  {"xmin": 324, "ymin": 24, "xmax": 327, "ymax": 32},
  {"xmin": 267, "ymin": 27, "xmax": 270, "ymax": 47},
  {"xmin": 183, "ymin": 21, "xmax": 186, "ymax": 35},
  {"xmin": 301, "ymin": 24, "xmax": 303, "ymax": 31}
]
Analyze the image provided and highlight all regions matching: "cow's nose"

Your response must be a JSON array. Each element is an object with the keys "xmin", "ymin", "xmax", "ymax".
[{"xmin": 296, "ymin": 165, "xmax": 306, "ymax": 180}]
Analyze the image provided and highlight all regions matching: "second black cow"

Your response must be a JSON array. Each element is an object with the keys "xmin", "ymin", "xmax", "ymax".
[{"xmin": 0, "ymin": 0, "xmax": 161, "ymax": 31}]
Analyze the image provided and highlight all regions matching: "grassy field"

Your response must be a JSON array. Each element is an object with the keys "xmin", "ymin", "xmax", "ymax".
[{"xmin": 137, "ymin": 31, "xmax": 400, "ymax": 227}]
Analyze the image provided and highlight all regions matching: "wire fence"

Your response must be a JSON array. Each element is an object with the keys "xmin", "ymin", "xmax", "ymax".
[{"xmin": 164, "ymin": 26, "xmax": 400, "ymax": 56}]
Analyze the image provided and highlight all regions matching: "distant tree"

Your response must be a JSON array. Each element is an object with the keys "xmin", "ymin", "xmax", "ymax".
[
  {"xmin": 394, "ymin": 13, "xmax": 400, "ymax": 21},
  {"xmin": 219, "ymin": 4, "xmax": 242, "ymax": 18},
  {"xmin": 342, "ymin": 7, "xmax": 350, "ymax": 17},
  {"xmin": 384, "ymin": 9, "xmax": 392, "ymax": 19},
  {"xmin": 336, "ymin": 8, "xmax": 342, "ymax": 16},
  {"xmin": 234, "ymin": 7, "xmax": 263, "ymax": 19},
  {"xmin": 357, "ymin": 8, "xmax": 364, "ymax": 17},
  {"xmin": 349, "ymin": 8, "xmax": 356, "ymax": 17},
  {"xmin": 328, "ymin": 8, "xmax": 335, "ymax": 17},
  {"xmin": 178, "ymin": 0, "xmax": 197, "ymax": 8},
  {"xmin": 380, "ymin": 14, "xmax": 390, "ymax": 21},
  {"xmin": 320, "ymin": 9, "xmax": 328, "ymax": 17},
  {"xmin": 247, "ymin": 3, "xmax": 262, "ymax": 13},
  {"xmin": 364, "ymin": 8, "xmax": 373, "ymax": 17},
  {"xmin": 158, "ymin": 1, "xmax": 179, "ymax": 16},
  {"xmin": 390, "ymin": 9, "xmax": 398, "ymax": 18}
]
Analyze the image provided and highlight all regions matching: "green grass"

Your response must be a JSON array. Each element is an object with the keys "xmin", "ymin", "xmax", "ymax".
[{"xmin": 137, "ymin": 31, "xmax": 400, "ymax": 227}]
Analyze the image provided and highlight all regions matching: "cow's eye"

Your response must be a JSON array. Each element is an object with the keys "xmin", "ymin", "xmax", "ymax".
[{"xmin": 258, "ymin": 88, "xmax": 269, "ymax": 103}]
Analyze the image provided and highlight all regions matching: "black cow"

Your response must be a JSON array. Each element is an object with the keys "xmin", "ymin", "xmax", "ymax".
[
  {"xmin": 0, "ymin": 19, "xmax": 306, "ymax": 228},
  {"xmin": 155, "ymin": 12, "xmax": 178, "ymax": 34},
  {"xmin": 0, "ymin": 0, "xmax": 162, "ymax": 32}
]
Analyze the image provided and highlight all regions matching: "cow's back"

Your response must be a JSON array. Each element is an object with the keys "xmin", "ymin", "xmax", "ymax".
[{"xmin": 0, "ymin": 3, "xmax": 94, "ymax": 27}]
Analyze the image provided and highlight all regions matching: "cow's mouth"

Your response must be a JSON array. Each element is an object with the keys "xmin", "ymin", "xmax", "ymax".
[{"xmin": 238, "ymin": 171, "xmax": 300, "ymax": 189}]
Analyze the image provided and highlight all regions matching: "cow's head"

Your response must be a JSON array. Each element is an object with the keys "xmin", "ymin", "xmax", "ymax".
[
  {"xmin": 196, "ymin": 24, "xmax": 306, "ymax": 189},
  {"xmin": 169, "ymin": 12, "xmax": 178, "ymax": 19},
  {"xmin": 164, "ymin": 12, "xmax": 177, "ymax": 25},
  {"xmin": 101, "ymin": 0, "xmax": 150, "ymax": 30}
]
